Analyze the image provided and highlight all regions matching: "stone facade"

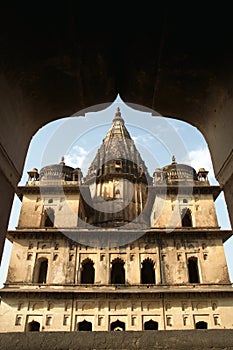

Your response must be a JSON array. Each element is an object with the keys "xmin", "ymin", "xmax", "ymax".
[{"xmin": 0, "ymin": 108, "xmax": 233, "ymax": 332}]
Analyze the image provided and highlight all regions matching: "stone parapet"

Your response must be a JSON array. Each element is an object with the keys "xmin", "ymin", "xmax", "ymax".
[{"xmin": 0, "ymin": 330, "xmax": 233, "ymax": 350}]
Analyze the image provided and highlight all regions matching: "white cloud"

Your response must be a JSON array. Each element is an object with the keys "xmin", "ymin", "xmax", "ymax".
[
  {"xmin": 72, "ymin": 145, "xmax": 88, "ymax": 155},
  {"xmin": 187, "ymin": 146, "xmax": 218, "ymax": 184},
  {"xmin": 132, "ymin": 134, "xmax": 154, "ymax": 145},
  {"xmin": 64, "ymin": 146, "xmax": 89, "ymax": 169}
]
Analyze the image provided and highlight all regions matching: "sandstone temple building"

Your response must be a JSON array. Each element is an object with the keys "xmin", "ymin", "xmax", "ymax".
[{"xmin": 0, "ymin": 108, "xmax": 232, "ymax": 332}]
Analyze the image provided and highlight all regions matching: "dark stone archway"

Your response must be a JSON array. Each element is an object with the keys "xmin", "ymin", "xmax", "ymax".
[
  {"xmin": 0, "ymin": 3, "xmax": 232, "ymax": 265},
  {"xmin": 110, "ymin": 320, "xmax": 125, "ymax": 331},
  {"xmin": 195, "ymin": 321, "xmax": 208, "ymax": 329},
  {"xmin": 78, "ymin": 320, "xmax": 92, "ymax": 331},
  {"xmin": 144, "ymin": 320, "xmax": 159, "ymax": 330},
  {"xmin": 27, "ymin": 321, "xmax": 40, "ymax": 332},
  {"xmin": 81, "ymin": 259, "xmax": 95, "ymax": 284},
  {"xmin": 111, "ymin": 258, "xmax": 125, "ymax": 284},
  {"xmin": 141, "ymin": 258, "xmax": 156, "ymax": 284}
]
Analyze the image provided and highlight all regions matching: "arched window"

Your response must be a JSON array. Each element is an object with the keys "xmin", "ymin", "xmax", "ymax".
[
  {"xmin": 181, "ymin": 208, "xmax": 192, "ymax": 227},
  {"xmin": 144, "ymin": 319, "xmax": 158, "ymax": 330},
  {"xmin": 195, "ymin": 321, "xmax": 208, "ymax": 329},
  {"xmin": 81, "ymin": 258, "xmax": 95, "ymax": 284},
  {"xmin": 34, "ymin": 258, "xmax": 48, "ymax": 283},
  {"xmin": 111, "ymin": 258, "xmax": 125, "ymax": 284},
  {"xmin": 44, "ymin": 207, "xmax": 55, "ymax": 227},
  {"xmin": 28, "ymin": 321, "xmax": 40, "ymax": 332},
  {"xmin": 188, "ymin": 257, "xmax": 200, "ymax": 283},
  {"xmin": 110, "ymin": 320, "xmax": 125, "ymax": 331},
  {"xmin": 141, "ymin": 258, "xmax": 155, "ymax": 284},
  {"xmin": 78, "ymin": 320, "xmax": 92, "ymax": 331}
]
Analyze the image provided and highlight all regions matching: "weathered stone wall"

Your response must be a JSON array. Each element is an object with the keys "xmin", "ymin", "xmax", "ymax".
[
  {"xmin": 151, "ymin": 193, "xmax": 219, "ymax": 228},
  {"xmin": 6, "ymin": 230, "xmax": 231, "ymax": 286},
  {"xmin": 2, "ymin": 293, "xmax": 233, "ymax": 332},
  {"xmin": 0, "ymin": 330, "xmax": 233, "ymax": 350},
  {"xmin": 18, "ymin": 190, "xmax": 81, "ymax": 229}
]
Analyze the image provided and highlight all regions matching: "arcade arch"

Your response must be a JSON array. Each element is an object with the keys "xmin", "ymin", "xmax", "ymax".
[{"xmin": 0, "ymin": 99, "xmax": 230, "ymax": 288}]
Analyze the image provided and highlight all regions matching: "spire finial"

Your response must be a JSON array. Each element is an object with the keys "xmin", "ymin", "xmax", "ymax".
[
  {"xmin": 60, "ymin": 156, "xmax": 65, "ymax": 165},
  {"xmin": 172, "ymin": 155, "xmax": 176, "ymax": 164},
  {"xmin": 112, "ymin": 106, "xmax": 124, "ymax": 124},
  {"xmin": 116, "ymin": 107, "xmax": 121, "ymax": 117}
]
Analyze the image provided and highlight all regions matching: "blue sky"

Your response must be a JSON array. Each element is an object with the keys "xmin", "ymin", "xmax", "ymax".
[{"xmin": 0, "ymin": 96, "xmax": 232, "ymax": 286}]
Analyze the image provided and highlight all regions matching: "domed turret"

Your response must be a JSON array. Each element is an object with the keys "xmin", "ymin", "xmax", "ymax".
[
  {"xmin": 27, "ymin": 167, "xmax": 39, "ymax": 181},
  {"xmin": 197, "ymin": 167, "xmax": 209, "ymax": 181},
  {"xmin": 153, "ymin": 156, "xmax": 198, "ymax": 184},
  {"xmin": 39, "ymin": 157, "xmax": 75, "ymax": 181},
  {"xmin": 162, "ymin": 156, "xmax": 198, "ymax": 182}
]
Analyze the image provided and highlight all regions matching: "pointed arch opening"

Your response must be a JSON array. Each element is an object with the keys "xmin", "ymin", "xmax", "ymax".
[
  {"xmin": 44, "ymin": 207, "xmax": 55, "ymax": 227},
  {"xmin": 78, "ymin": 320, "xmax": 92, "ymax": 331},
  {"xmin": 144, "ymin": 319, "xmax": 159, "ymax": 330},
  {"xmin": 195, "ymin": 321, "xmax": 208, "ymax": 329},
  {"xmin": 111, "ymin": 258, "xmax": 125, "ymax": 284},
  {"xmin": 81, "ymin": 258, "xmax": 95, "ymax": 284},
  {"xmin": 110, "ymin": 319, "xmax": 125, "ymax": 331},
  {"xmin": 181, "ymin": 208, "xmax": 192, "ymax": 227},
  {"xmin": 4, "ymin": 97, "xmax": 232, "ymax": 302},
  {"xmin": 28, "ymin": 321, "xmax": 40, "ymax": 332},
  {"xmin": 188, "ymin": 257, "xmax": 200, "ymax": 283},
  {"xmin": 141, "ymin": 258, "xmax": 155, "ymax": 284},
  {"xmin": 34, "ymin": 257, "xmax": 48, "ymax": 283}
]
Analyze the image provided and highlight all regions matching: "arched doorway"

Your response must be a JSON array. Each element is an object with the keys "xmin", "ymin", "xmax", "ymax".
[
  {"xmin": 144, "ymin": 319, "xmax": 158, "ymax": 330},
  {"xmin": 44, "ymin": 207, "xmax": 55, "ymax": 227},
  {"xmin": 110, "ymin": 320, "xmax": 125, "ymax": 331},
  {"xmin": 78, "ymin": 320, "xmax": 92, "ymax": 331},
  {"xmin": 195, "ymin": 321, "xmax": 208, "ymax": 329},
  {"xmin": 141, "ymin": 258, "xmax": 155, "ymax": 284},
  {"xmin": 188, "ymin": 257, "xmax": 200, "ymax": 283},
  {"xmin": 81, "ymin": 258, "xmax": 95, "ymax": 284},
  {"xmin": 28, "ymin": 321, "xmax": 40, "ymax": 332},
  {"xmin": 38, "ymin": 259, "xmax": 48, "ymax": 283},
  {"xmin": 181, "ymin": 208, "xmax": 192, "ymax": 227},
  {"xmin": 111, "ymin": 258, "xmax": 125, "ymax": 284},
  {"xmin": 34, "ymin": 258, "xmax": 48, "ymax": 283}
]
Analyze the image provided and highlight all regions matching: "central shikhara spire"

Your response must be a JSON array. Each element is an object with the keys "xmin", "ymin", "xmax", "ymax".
[
  {"xmin": 85, "ymin": 107, "xmax": 151, "ymax": 182},
  {"xmin": 83, "ymin": 107, "xmax": 152, "ymax": 228}
]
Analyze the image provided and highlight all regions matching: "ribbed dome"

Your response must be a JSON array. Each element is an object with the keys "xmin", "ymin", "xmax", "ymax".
[
  {"xmin": 40, "ymin": 158, "xmax": 74, "ymax": 181},
  {"xmin": 162, "ymin": 156, "xmax": 198, "ymax": 182}
]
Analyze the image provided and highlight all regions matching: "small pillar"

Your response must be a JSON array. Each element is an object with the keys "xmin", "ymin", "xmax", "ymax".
[
  {"xmin": 153, "ymin": 168, "xmax": 164, "ymax": 184},
  {"xmin": 27, "ymin": 168, "xmax": 39, "ymax": 181},
  {"xmin": 72, "ymin": 168, "xmax": 83, "ymax": 183},
  {"xmin": 197, "ymin": 168, "xmax": 209, "ymax": 181}
]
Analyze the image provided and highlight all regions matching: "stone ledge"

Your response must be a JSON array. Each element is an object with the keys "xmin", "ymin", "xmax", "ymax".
[{"xmin": 0, "ymin": 330, "xmax": 233, "ymax": 350}]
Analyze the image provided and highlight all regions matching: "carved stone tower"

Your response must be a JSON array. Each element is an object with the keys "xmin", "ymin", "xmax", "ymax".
[
  {"xmin": 84, "ymin": 107, "xmax": 152, "ymax": 228},
  {"xmin": 0, "ymin": 108, "xmax": 232, "ymax": 332}
]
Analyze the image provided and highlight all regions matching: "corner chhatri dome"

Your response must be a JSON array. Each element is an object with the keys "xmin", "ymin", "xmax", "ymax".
[
  {"xmin": 162, "ymin": 155, "xmax": 198, "ymax": 182},
  {"xmin": 39, "ymin": 157, "xmax": 82, "ymax": 182}
]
